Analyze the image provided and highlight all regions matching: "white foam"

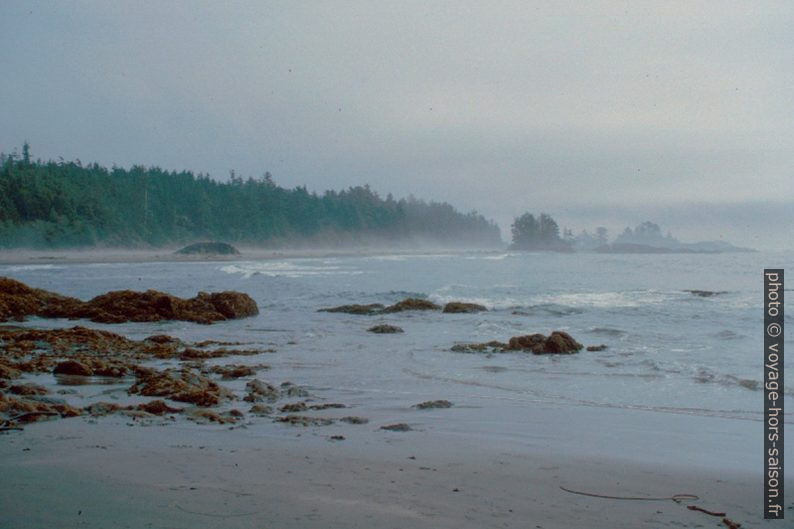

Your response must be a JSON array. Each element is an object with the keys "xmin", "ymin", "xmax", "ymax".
[{"xmin": 219, "ymin": 261, "xmax": 364, "ymax": 279}]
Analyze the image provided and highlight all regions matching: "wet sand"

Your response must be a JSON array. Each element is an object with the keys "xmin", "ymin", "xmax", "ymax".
[{"xmin": 0, "ymin": 405, "xmax": 777, "ymax": 529}]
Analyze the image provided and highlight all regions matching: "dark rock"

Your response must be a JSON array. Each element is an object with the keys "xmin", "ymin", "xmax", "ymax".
[
  {"xmin": 443, "ymin": 302, "xmax": 487, "ymax": 313},
  {"xmin": 53, "ymin": 360, "xmax": 93, "ymax": 377},
  {"xmin": 276, "ymin": 415, "xmax": 334, "ymax": 427},
  {"xmin": 507, "ymin": 331, "xmax": 582, "ymax": 354},
  {"xmin": 9, "ymin": 383, "xmax": 48, "ymax": 396},
  {"xmin": 382, "ymin": 298, "xmax": 441, "ymax": 313},
  {"xmin": 318, "ymin": 303, "xmax": 384, "ymax": 315},
  {"xmin": 586, "ymin": 344, "xmax": 608, "ymax": 352},
  {"xmin": 0, "ymin": 277, "xmax": 258, "ymax": 324},
  {"xmin": 414, "ymin": 400, "xmax": 453, "ymax": 409},
  {"xmin": 368, "ymin": 324, "xmax": 404, "ymax": 334},
  {"xmin": 451, "ymin": 341, "xmax": 507, "ymax": 353},
  {"xmin": 380, "ymin": 423, "xmax": 412, "ymax": 432},
  {"xmin": 137, "ymin": 400, "xmax": 183, "ymax": 415},
  {"xmin": 684, "ymin": 289, "xmax": 727, "ymax": 298},
  {"xmin": 339, "ymin": 416, "xmax": 368, "ymax": 424}
]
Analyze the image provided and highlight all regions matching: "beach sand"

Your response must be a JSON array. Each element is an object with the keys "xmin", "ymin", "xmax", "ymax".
[{"xmin": 0, "ymin": 405, "xmax": 776, "ymax": 529}]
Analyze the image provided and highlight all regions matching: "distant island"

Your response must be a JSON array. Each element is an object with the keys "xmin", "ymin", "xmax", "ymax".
[
  {"xmin": 0, "ymin": 144, "xmax": 501, "ymax": 249},
  {"xmin": 509, "ymin": 213, "xmax": 753, "ymax": 254}
]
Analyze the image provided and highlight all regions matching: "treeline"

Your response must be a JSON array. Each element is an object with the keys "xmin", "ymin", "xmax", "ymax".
[
  {"xmin": 0, "ymin": 146, "xmax": 501, "ymax": 248},
  {"xmin": 509, "ymin": 212, "xmax": 571, "ymax": 251}
]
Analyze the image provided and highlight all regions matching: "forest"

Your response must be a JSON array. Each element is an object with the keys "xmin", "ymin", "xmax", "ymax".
[{"xmin": 0, "ymin": 145, "xmax": 501, "ymax": 249}]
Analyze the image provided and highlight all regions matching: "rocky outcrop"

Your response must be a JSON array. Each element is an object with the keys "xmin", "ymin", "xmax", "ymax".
[
  {"xmin": 452, "ymin": 331, "xmax": 583, "ymax": 355},
  {"xmin": 506, "ymin": 331, "xmax": 582, "ymax": 354},
  {"xmin": 443, "ymin": 302, "xmax": 487, "ymax": 313},
  {"xmin": 0, "ymin": 277, "xmax": 258, "ymax": 324},
  {"xmin": 320, "ymin": 298, "xmax": 493, "ymax": 316},
  {"xmin": 382, "ymin": 298, "xmax": 441, "ymax": 313},
  {"xmin": 128, "ymin": 368, "xmax": 231, "ymax": 407}
]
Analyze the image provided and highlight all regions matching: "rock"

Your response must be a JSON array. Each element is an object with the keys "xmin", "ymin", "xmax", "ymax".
[
  {"xmin": 145, "ymin": 334, "xmax": 181, "ymax": 344},
  {"xmin": 450, "ymin": 341, "xmax": 507, "ymax": 353},
  {"xmin": 506, "ymin": 331, "xmax": 582, "ymax": 354},
  {"xmin": 414, "ymin": 400, "xmax": 453, "ymax": 409},
  {"xmin": 53, "ymin": 360, "xmax": 93, "ymax": 377},
  {"xmin": 210, "ymin": 365, "xmax": 256, "ymax": 379},
  {"xmin": 249, "ymin": 404, "xmax": 273, "ymax": 416},
  {"xmin": 443, "ymin": 302, "xmax": 487, "ymax": 313},
  {"xmin": 382, "ymin": 298, "xmax": 441, "ymax": 313},
  {"xmin": 128, "ymin": 369, "xmax": 229, "ymax": 407},
  {"xmin": 318, "ymin": 303, "xmax": 385, "ymax": 315},
  {"xmin": 187, "ymin": 409, "xmax": 240, "ymax": 424},
  {"xmin": 176, "ymin": 242, "xmax": 240, "ymax": 256},
  {"xmin": 380, "ymin": 423, "xmax": 412, "ymax": 432},
  {"xmin": 0, "ymin": 277, "xmax": 82, "ymax": 322},
  {"xmin": 137, "ymin": 400, "xmax": 183, "ymax": 415},
  {"xmin": 0, "ymin": 277, "xmax": 258, "ymax": 324},
  {"xmin": 586, "ymin": 344, "xmax": 608, "ymax": 352},
  {"xmin": 367, "ymin": 324, "xmax": 404, "ymax": 334},
  {"xmin": 244, "ymin": 379, "xmax": 279, "ymax": 402},
  {"xmin": 280, "ymin": 402, "xmax": 307, "ymax": 413},
  {"xmin": 684, "ymin": 289, "xmax": 727, "ymax": 298},
  {"xmin": 280, "ymin": 381, "xmax": 309, "ymax": 398},
  {"xmin": 8, "ymin": 383, "xmax": 48, "ymax": 396},
  {"xmin": 310, "ymin": 403, "xmax": 346, "ymax": 410},
  {"xmin": 276, "ymin": 415, "xmax": 334, "ymax": 427},
  {"xmin": 339, "ymin": 416, "xmax": 368, "ymax": 424}
]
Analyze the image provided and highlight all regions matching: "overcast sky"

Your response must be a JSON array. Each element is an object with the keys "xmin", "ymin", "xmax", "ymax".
[{"xmin": 1, "ymin": 1, "xmax": 792, "ymax": 248}]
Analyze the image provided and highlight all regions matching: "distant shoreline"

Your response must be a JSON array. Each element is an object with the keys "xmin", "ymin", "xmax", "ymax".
[{"xmin": 0, "ymin": 247, "xmax": 510, "ymax": 266}]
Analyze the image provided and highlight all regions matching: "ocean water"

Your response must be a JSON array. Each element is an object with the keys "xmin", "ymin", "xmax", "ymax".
[{"xmin": 3, "ymin": 250, "xmax": 792, "ymax": 468}]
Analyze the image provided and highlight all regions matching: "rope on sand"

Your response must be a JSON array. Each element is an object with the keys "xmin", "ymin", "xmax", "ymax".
[{"xmin": 559, "ymin": 486, "xmax": 699, "ymax": 503}]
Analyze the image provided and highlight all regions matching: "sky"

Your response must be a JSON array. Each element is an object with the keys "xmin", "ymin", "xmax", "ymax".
[{"xmin": 1, "ymin": 1, "xmax": 792, "ymax": 248}]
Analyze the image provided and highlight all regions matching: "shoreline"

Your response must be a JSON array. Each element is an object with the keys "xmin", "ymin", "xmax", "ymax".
[
  {"xmin": 0, "ymin": 247, "xmax": 510, "ymax": 266},
  {"xmin": 0, "ymin": 410, "xmax": 772, "ymax": 529}
]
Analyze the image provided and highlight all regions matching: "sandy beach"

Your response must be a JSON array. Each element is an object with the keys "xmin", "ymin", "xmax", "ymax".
[{"xmin": 0, "ymin": 403, "xmax": 770, "ymax": 529}]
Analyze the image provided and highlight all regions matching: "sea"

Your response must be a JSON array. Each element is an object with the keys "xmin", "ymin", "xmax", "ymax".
[{"xmin": 3, "ymin": 249, "xmax": 792, "ymax": 472}]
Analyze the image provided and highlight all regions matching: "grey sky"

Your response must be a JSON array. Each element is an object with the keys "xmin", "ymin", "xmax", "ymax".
[{"xmin": 2, "ymin": 1, "xmax": 792, "ymax": 247}]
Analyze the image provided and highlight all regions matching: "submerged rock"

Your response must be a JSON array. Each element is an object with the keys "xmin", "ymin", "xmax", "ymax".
[
  {"xmin": 414, "ymin": 400, "xmax": 453, "ymax": 409},
  {"xmin": 367, "ymin": 324, "xmax": 404, "ymax": 334},
  {"xmin": 443, "ymin": 302, "xmax": 487, "ymax": 313},
  {"xmin": 684, "ymin": 289, "xmax": 727, "ymax": 298},
  {"xmin": 382, "ymin": 298, "xmax": 441, "ymax": 313},
  {"xmin": 176, "ymin": 242, "xmax": 240, "ymax": 256},
  {"xmin": 380, "ymin": 423, "xmax": 412, "ymax": 432},
  {"xmin": 450, "ymin": 341, "xmax": 507, "ymax": 353},
  {"xmin": 276, "ymin": 415, "xmax": 334, "ymax": 427},
  {"xmin": 318, "ymin": 303, "xmax": 384, "ymax": 315},
  {"xmin": 586, "ymin": 344, "xmax": 608, "ymax": 352}
]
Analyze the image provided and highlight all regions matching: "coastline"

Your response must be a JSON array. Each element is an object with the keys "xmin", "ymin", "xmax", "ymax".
[
  {"xmin": 0, "ymin": 247, "xmax": 509, "ymax": 266},
  {"xmin": 0, "ymin": 404, "xmax": 773, "ymax": 529}
]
